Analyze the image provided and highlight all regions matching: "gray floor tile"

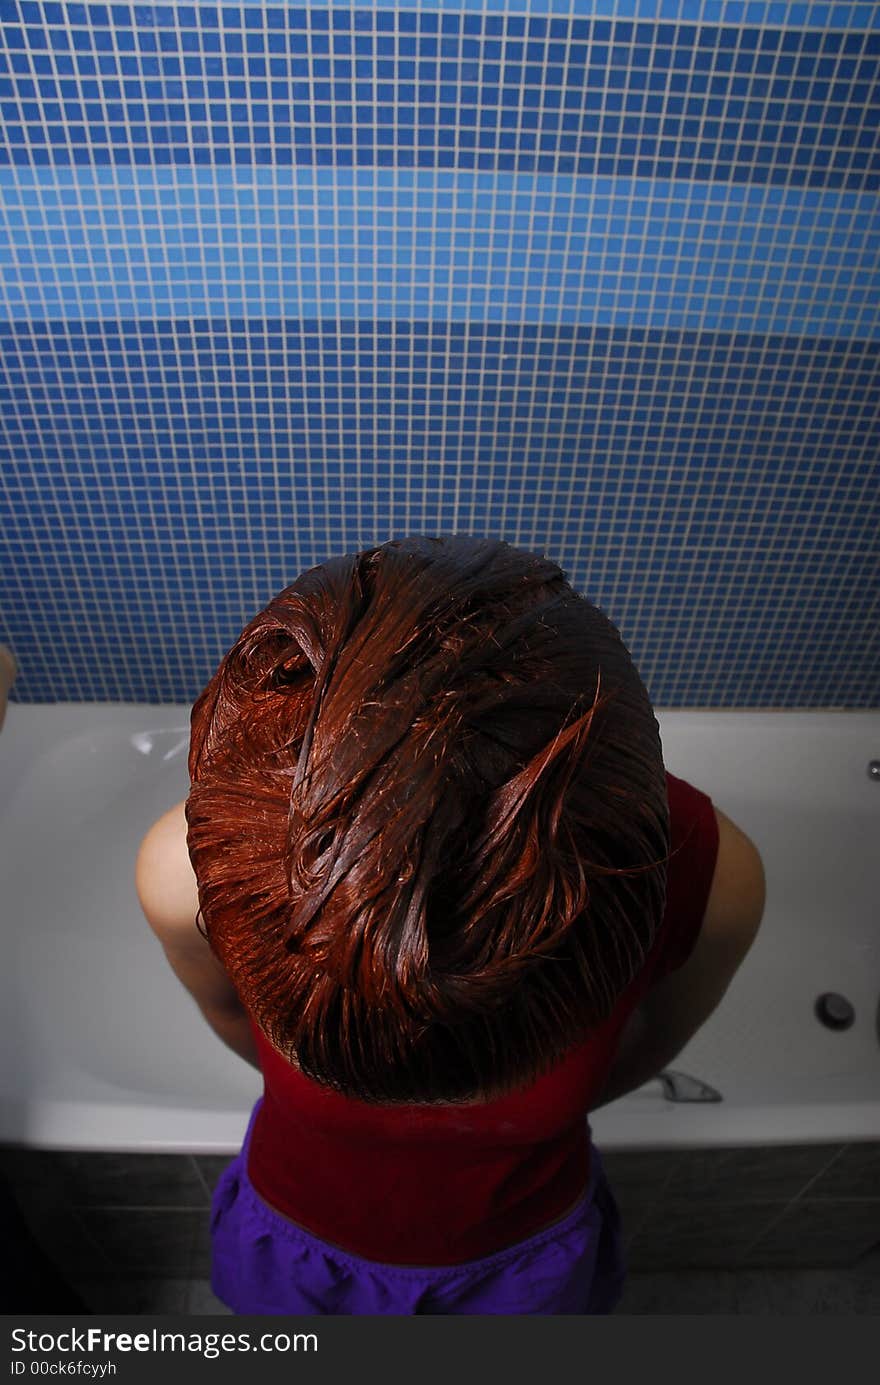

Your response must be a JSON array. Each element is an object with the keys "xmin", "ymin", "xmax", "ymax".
[
  {"xmin": 15, "ymin": 1202, "xmax": 115, "ymax": 1277},
  {"xmin": 187, "ymin": 1280, "xmax": 233, "ymax": 1315},
  {"xmin": 617, "ymin": 1270, "xmax": 738, "ymax": 1314},
  {"xmin": 82, "ymin": 1209, "xmax": 203, "ymax": 1275},
  {"xmin": 190, "ymin": 1210, "xmax": 213, "ymax": 1277},
  {"xmin": 194, "ymin": 1155, "xmax": 233, "ymax": 1190},
  {"xmin": 76, "ymin": 1278, "xmax": 191, "ymax": 1315},
  {"xmin": 627, "ymin": 1200, "xmax": 781, "ymax": 1270},
  {"xmin": 803, "ymin": 1142, "xmax": 880, "ymax": 1200},
  {"xmin": 0, "ymin": 1148, "xmax": 73, "ymax": 1198},
  {"xmin": 662, "ymin": 1144, "xmax": 843, "ymax": 1205},
  {"xmin": 3, "ymin": 1150, "xmax": 210, "ymax": 1211},
  {"xmin": 59, "ymin": 1152, "xmax": 209, "ymax": 1209},
  {"xmin": 599, "ymin": 1149, "xmax": 681, "ymax": 1208},
  {"xmin": 615, "ymin": 1265, "xmax": 880, "ymax": 1315},
  {"xmin": 744, "ymin": 1198, "xmax": 880, "ymax": 1268}
]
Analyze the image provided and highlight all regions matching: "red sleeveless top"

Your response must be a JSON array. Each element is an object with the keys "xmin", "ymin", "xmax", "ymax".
[{"xmin": 246, "ymin": 771, "xmax": 719, "ymax": 1265}]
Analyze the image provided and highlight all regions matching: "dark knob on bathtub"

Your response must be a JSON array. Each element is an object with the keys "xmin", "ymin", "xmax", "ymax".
[{"xmin": 815, "ymin": 992, "xmax": 855, "ymax": 1031}]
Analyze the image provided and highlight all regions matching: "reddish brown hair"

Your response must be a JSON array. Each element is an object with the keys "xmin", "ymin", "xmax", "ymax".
[{"xmin": 186, "ymin": 535, "xmax": 671, "ymax": 1104}]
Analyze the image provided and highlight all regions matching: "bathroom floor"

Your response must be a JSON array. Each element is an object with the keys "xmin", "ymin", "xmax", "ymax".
[{"xmin": 73, "ymin": 1252, "xmax": 880, "ymax": 1315}]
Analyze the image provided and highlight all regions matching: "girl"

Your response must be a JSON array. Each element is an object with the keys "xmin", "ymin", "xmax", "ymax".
[{"xmin": 136, "ymin": 536, "xmax": 764, "ymax": 1314}]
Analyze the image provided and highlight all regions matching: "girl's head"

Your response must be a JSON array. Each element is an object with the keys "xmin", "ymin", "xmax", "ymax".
[{"xmin": 186, "ymin": 535, "xmax": 670, "ymax": 1103}]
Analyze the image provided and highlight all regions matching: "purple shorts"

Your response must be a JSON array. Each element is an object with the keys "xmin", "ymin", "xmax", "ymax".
[{"xmin": 210, "ymin": 1099, "xmax": 627, "ymax": 1316}]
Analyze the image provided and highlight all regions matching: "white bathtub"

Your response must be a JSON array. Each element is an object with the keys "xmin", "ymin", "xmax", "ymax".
[{"xmin": 0, "ymin": 704, "xmax": 877, "ymax": 1154}]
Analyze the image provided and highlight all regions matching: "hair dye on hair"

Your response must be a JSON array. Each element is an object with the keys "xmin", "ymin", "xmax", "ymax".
[{"xmin": 186, "ymin": 535, "xmax": 674, "ymax": 1104}]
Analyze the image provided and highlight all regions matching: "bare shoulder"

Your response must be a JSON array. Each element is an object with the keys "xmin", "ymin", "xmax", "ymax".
[
  {"xmin": 135, "ymin": 802, "xmax": 245, "ymax": 1016},
  {"xmin": 134, "ymin": 799, "xmax": 201, "ymax": 942},
  {"xmin": 638, "ymin": 803, "xmax": 766, "ymax": 1032},
  {"xmin": 700, "ymin": 803, "xmax": 766, "ymax": 958}
]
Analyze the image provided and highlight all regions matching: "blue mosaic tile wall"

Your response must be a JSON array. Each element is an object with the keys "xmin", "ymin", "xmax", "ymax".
[{"xmin": 1, "ymin": 2, "xmax": 878, "ymax": 709}]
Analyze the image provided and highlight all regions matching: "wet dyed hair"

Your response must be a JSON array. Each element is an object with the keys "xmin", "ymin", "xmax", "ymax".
[{"xmin": 186, "ymin": 535, "xmax": 671, "ymax": 1104}]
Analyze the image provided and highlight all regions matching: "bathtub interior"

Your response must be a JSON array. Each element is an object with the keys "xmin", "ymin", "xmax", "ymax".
[
  {"xmin": 0, "ymin": 711, "xmax": 261, "ymax": 1118},
  {"xmin": 0, "ymin": 705, "xmax": 877, "ymax": 1151}
]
